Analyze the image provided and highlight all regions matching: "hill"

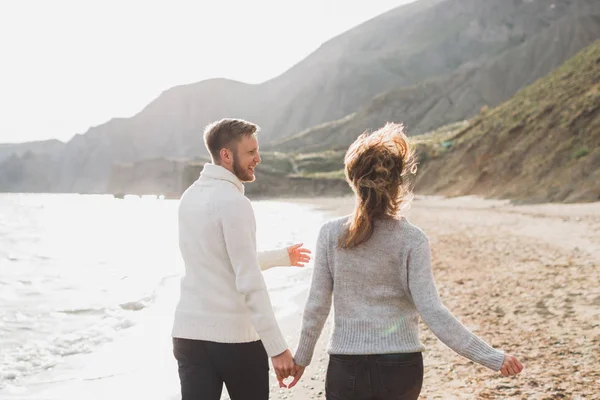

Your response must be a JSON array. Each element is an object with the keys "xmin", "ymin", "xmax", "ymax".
[
  {"xmin": 413, "ymin": 40, "xmax": 600, "ymax": 202},
  {"xmin": 275, "ymin": 12, "xmax": 600, "ymax": 152},
  {"xmin": 0, "ymin": 139, "xmax": 64, "ymax": 163},
  {"xmin": 2, "ymin": 0, "xmax": 600, "ymax": 193},
  {"xmin": 51, "ymin": 37, "xmax": 600, "ymax": 204}
]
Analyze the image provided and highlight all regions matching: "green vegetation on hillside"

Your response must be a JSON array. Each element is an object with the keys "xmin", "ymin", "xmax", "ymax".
[
  {"xmin": 260, "ymin": 40, "xmax": 600, "ymax": 203},
  {"xmin": 414, "ymin": 40, "xmax": 600, "ymax": 202},
  {"xmin": 257, "ymin": 150, "xmax": 346, "ymax": 179}
]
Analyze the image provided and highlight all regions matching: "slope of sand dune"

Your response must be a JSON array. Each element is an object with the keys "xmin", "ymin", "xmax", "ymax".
[{"xmin": 270, "ymin": 196, "xmax": 600, "ymax": 400}]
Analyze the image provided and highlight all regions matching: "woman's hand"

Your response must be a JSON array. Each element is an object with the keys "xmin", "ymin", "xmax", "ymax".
[
  {"xmin": 287, "ymin": 243, "xmax": 311, "ymax": 267},
  {"xmin": 287, "ymin": 364, "xmax": 306, "ymax": 388},
  {"xmin": 500, "ymin": 354, "xmax": 523, "ymax": 376}
]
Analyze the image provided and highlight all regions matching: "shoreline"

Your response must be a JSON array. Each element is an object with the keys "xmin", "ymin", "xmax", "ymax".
[{"xmin": 2, "ymin": 194, "xmax": 598, "ymax": 399}]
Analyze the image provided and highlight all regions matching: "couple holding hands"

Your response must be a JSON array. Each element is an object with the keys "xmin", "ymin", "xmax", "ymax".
[{"xmin": 171, "ymin": 118, "xmax": 522, "ymax": 400}]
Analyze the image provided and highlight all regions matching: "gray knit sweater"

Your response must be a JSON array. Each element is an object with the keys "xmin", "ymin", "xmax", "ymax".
[{"xmin": 294, "ymin": 216, "xmax": 505, "ymax": 371}]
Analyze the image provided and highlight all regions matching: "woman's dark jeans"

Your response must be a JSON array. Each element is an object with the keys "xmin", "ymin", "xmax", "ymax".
[{"xmin": 326, "ymin": 352, "xmax": 423, "ymax": 400}]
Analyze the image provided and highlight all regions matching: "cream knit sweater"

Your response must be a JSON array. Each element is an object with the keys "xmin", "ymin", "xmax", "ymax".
[{"xmin": 172, "ymin": 164, "xmax": 290, "ymax": 357}]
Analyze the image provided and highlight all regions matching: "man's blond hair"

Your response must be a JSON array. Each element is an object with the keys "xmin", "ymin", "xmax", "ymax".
[{"xmin": 203, "ymin": 118, "xmax": 260, "ymax": 163}]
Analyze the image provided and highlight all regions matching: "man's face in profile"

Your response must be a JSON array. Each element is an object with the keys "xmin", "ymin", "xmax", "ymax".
[{"xmin": 232, "ymin": 134, "xmax": 261, "ymax": 182}]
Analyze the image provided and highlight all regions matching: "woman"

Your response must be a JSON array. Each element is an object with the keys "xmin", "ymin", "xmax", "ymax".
[{"xmin": 290, "ymin": 123, "xmax": 523, "ymax": 399}]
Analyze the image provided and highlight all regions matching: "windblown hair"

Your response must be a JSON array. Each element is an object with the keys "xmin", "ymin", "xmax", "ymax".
[
  {"xmin": 203, "ymin": 118, "xmax": 260, "ymax": 163},
  {"xmin": 339, "ymin": 123, "xmax": 417, "ymax": 249}
]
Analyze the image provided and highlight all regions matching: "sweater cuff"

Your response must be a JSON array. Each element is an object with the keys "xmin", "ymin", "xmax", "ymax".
[
  {"xmin": 258, "ymin": 248, "xmax": 291, "ymax": 271},
  {"xmin": 461, "ymin": 335, "xmax": 505, "ymax": 371},
  {"xmin": 259, "ymin": 326, "xmax": 289, "ymax": 357},
  {"xmin": 293, "ymin": 334, "xmax": 320, "ymax": 367}
]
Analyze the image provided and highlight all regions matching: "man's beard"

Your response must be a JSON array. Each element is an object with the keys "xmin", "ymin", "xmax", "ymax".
[{"xmin": 232, "ymin": 151, "xmax": 255, "ymax": 183}]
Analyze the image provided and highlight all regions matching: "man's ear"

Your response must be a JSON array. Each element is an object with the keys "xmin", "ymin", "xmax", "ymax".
[{"xmin": 220, "ymin": 148, "xmax": 232, "ymax": 165}]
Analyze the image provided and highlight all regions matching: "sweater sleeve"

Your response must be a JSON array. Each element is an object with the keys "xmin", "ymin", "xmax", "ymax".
[
  {"xmin": 221, "ymin": 197, "xmax": 288, "ymax": 357},
  {"xmin": 294, "ymin": 224, "xmax": 333, "ymax": 367},
  {"xmin": 258, "ymin": 248, "xmax": 291, "ymax": 271},
  {"xmin": 408, "ymin": 239, "xmax": 505, "ymax": 371}
]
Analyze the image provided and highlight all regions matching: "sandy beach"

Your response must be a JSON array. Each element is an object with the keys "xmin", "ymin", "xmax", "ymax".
[{"xmin": 268, "ymin": 195, "xmax": 600, "ymax": 400}]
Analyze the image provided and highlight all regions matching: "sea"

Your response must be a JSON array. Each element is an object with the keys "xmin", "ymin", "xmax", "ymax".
[{"xmin": 0, "ymin": 193, "xmax": 330, "ymax": 399}]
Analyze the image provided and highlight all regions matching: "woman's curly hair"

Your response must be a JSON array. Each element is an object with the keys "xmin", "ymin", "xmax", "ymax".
[{"xmin": 339, "ymin": 122, "xmax": 417, "ymax": 249}]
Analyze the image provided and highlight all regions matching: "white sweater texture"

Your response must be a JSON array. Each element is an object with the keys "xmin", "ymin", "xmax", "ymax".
[{"xmin": 172, "ymin": 163, "xmax": 290, "ymax": 357}]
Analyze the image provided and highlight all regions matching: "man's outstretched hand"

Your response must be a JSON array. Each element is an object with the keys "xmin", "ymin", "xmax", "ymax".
[{"xmin": 287, "ymin": 243, "xmax": 311, "ymax": 267}]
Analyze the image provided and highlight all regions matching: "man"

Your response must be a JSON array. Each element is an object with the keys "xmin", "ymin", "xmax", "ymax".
[{"xmin": 172, "ymin": 118, "xmax": 311, "ymax": 399}]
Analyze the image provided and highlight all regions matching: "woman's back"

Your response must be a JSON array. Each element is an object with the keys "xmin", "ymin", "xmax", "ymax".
[
  {"xmin": 295, "ymin": 215, "xmax": 505, "ymax": 372},
  {"xmin": 326, "ymin": 216, "xmax": 424, "ymax": 327},
  {"xmin": 323, "ymin": 215, "xmax": 428, "ymax": 357}
]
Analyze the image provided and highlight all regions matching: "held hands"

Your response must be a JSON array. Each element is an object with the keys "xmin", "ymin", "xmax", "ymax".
[
  {"xmin": 288, "ymin": 364, "xmax": 305, "ymax": 389},
  {"xmin": 500, "ymin": 354, "xmax": 524, "ymax": 377},
  {"xmin": 271, "ymin": 350, "xmax": 306, "ymax": 389},
  {"xmin": 271, "ymin": 350, "xmax": 295, "ymax": 388},
  {"xmin": 287, "ymin": 243, "xmax": 311, "ymax": 267}
]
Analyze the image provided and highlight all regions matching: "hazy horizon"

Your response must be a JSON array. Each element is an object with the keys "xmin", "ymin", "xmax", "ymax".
[{"xmin": 0, "ymin": 0, "xmax": 417, "ymax": 145}]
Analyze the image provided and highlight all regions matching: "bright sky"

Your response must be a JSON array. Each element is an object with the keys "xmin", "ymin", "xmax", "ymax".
[{"xmin": 0, "ymin": 0, "xmax": 416, "ymax": 144}]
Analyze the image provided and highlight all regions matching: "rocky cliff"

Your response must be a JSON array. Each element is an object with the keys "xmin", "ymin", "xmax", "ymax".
[{"xmin": 413, "ymin": 40, "xmax": 600, "ymax": 203}]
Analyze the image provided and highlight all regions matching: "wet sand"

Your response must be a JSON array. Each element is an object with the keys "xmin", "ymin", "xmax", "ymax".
[{"xmin": 269, "ymin": 196, "xmax": 600, "ymax": 399}]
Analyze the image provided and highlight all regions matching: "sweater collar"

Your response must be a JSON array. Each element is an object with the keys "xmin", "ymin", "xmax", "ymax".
[{"xmin": 200, "ymin": 163, "xmax": 245, "ymax": 194}]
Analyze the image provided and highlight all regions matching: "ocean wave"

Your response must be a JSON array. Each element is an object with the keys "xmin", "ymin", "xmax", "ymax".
[
  {"xmin": 119, "ymin": 299, "xmax": 149, "ymax": 311},
  {"xmin": 0, "ymin": 313, "xmax": 135, "ymax": 389},
  {"xmin": 118, "ymin": 273, "xmax": 179, "ymax": 312},
  {"xmin": 58, "ymin": 308, "xmax": 107, "ymax": 315},
  {"xmin": 1, "ymin": 267, "xmax": 177, "ymax": 388}
]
